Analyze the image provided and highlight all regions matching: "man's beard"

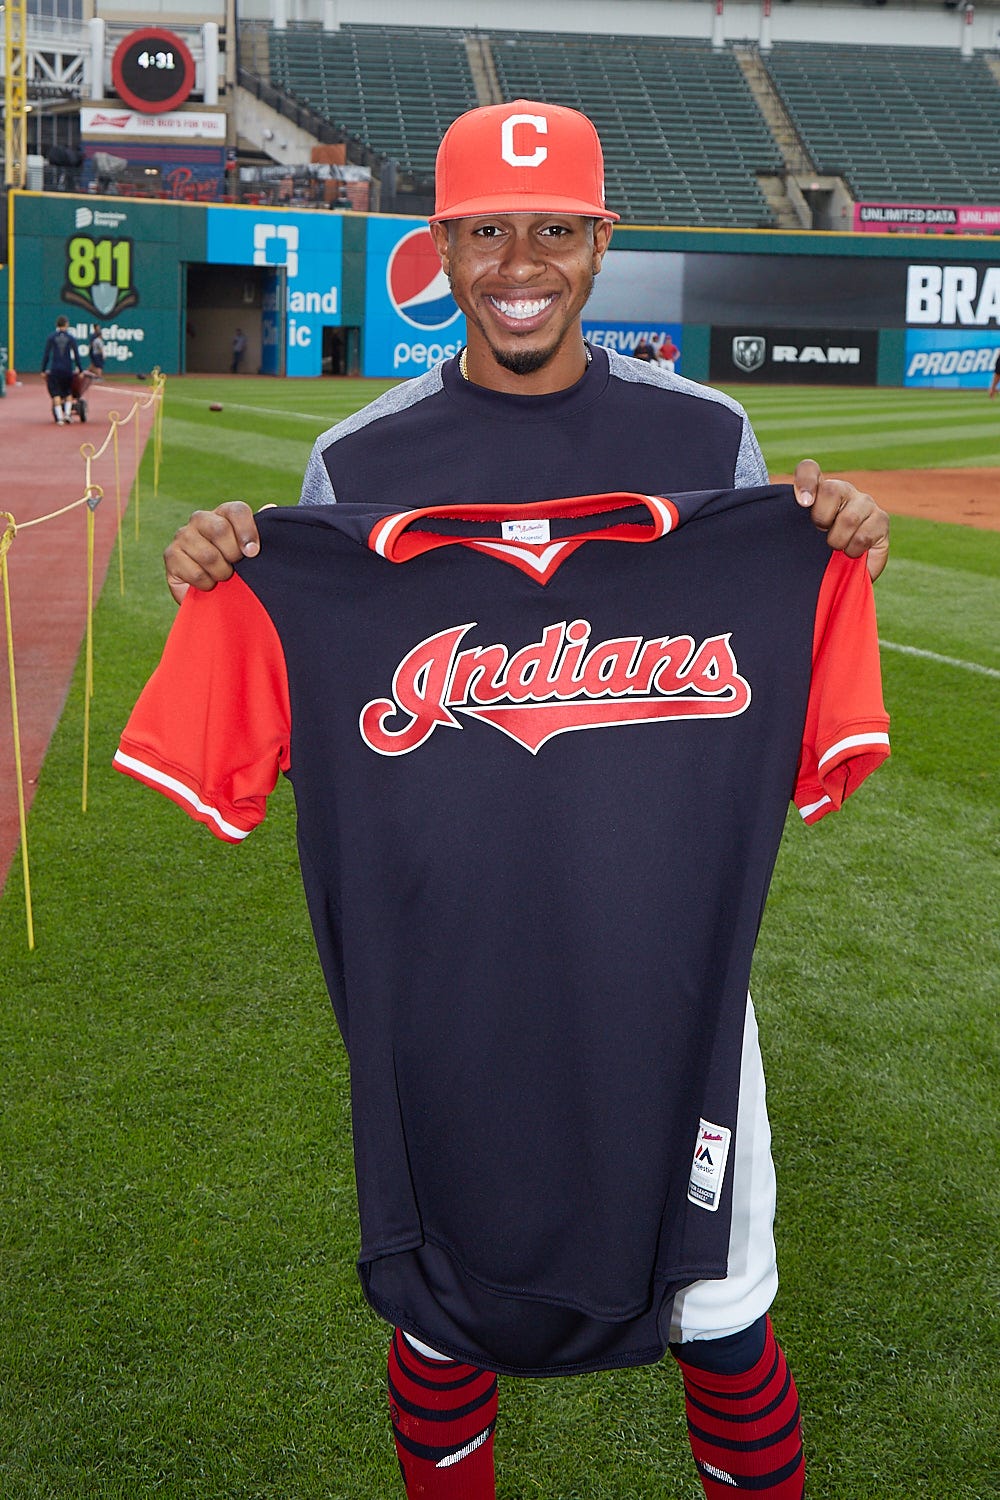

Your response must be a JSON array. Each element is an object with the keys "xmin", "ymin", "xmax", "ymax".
[
  {"xmin": 455, "ymin": 272, "xmax": 596, "ymax": 380},
  {"xmin": 491, "ymin": 343, "xmax": 560, "ymax": 376}
]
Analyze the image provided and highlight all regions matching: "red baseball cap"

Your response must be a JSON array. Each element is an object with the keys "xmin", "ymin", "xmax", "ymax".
[{"xmin": 429, "ymin": 99, "xmax": 620, "ymax": 224}]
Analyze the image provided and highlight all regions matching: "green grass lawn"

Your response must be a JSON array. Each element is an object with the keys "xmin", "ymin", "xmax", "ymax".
[{"xmin": 1, "ymin": 380, "xmax": 997, "ymax": 1498}]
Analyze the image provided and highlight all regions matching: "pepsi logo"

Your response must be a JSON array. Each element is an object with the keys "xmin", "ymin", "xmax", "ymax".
[{"xmin": 387, "ymin": 227, "xmax": 460, "ymax": 331}]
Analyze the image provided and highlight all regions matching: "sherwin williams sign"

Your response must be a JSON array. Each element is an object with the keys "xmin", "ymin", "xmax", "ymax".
[
  {"xmin": 205, "ymin": 206, "xmax": 344, "ymax": 377},
  {"xmin": 363, "ymin": 218, "xmax": 464, "ymax": 378},
  {"xmin": 583, "ymin": 322, "xmax": 682, "ymax": 370}
]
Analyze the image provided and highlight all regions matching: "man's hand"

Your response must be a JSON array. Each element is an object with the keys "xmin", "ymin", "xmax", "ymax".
[
  {"xmin": 792, "ymin": 460, "xmax": 890, "ymax": 582},
  {"xmin": 164, "ymin": 501, "xmax": 262, "ymax": 604}
]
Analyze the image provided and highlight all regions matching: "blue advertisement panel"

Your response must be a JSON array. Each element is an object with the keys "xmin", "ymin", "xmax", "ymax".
[
  {"xmin": 205, "ymin": 206, "xmax": 343, "ymax": 376},
  {"xmin": 583, "ymin": 321, "xmax": 683, "ymax": 370},
  {"xmin": 364, "ymin": 218, "xmax": 464, "ymax": 378},
  {"xmin": 904, "ymin": 328, "xmax": 1000, "ymax": 388},
  {"xmin": 260, "ymin": 268, "xmax": 282, "ymax": 377}
]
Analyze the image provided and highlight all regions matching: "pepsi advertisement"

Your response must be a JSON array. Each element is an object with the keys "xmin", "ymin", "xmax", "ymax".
[{"xmin": 364, "ymin": 219, "xmax": 465, "ymax": 378}]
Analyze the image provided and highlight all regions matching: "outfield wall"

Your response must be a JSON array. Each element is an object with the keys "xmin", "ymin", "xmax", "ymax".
[{"xmin": 9, "ymin": 191, "xmax": 1000, "ymax": 390}]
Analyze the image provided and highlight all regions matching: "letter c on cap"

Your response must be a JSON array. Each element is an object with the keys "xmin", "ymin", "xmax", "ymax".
[{"xmin": 501, "ymin": 113, "xmax": 548, "ymax": 168}]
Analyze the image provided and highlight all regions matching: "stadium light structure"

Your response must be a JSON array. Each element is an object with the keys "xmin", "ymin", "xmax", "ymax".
[{"xmin": 3, "ymin": 0, "xmax": 29, "ymax": 191}]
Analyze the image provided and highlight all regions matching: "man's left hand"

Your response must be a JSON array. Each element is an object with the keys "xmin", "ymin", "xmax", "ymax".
[{"xmin": 792, "ymin": 459, "xmax": 890, "ymax": 582}]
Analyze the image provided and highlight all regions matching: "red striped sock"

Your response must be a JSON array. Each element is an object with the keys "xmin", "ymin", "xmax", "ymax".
[
  {"xmin": 674, "ymin": 1317, "xmax": 805, "ymax": 1497},
  {"xmin": 387, "ymin": 1329, "xmax": 498, "ymax": 1499}
]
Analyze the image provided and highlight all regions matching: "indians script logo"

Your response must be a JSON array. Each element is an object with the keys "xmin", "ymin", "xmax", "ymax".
[
  {"xmin": 360, "ymin": 619, "xmax": 751, "ymax": 756},
  {"xmin": 732, "ymin": 335, "xmax": 766, "ymax": 373}
]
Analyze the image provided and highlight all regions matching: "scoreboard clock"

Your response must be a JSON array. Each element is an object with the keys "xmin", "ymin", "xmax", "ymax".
[{"xmin": 112, "ymin": 28, "xmax": 196, "ymax": 115}]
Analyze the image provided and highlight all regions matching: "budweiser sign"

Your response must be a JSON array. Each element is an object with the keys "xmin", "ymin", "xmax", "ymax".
[{"xmin": 360, "ymin": 618, "xmax": 751, "ymax": 756}]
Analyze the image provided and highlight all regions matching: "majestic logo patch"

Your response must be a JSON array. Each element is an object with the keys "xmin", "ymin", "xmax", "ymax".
[{"xmin": 360, "ymin": 619, "xmax": 751, "ymax": 756}]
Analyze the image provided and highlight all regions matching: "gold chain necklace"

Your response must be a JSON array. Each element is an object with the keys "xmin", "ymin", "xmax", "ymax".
[{"xmin": 458, "ymin": 345, "xmax": 592, "ymax": 382}]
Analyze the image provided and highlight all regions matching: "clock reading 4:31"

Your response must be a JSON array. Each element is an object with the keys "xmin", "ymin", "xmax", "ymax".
[{"xmin": 61, "ymin": 234, "xmax": 140, "ymax": 319}]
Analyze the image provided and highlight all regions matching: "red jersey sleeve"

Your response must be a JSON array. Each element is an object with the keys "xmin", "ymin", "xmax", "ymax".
[
  {"xmin": 114, "ymin": 574, "xmax": 291, "ymax": 842},
  {"xmin": 794, "ymin": 551, "xmax": 890, "ymax": 825}
]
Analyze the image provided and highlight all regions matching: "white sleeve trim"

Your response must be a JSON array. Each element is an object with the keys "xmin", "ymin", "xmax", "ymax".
[
  {"xmin": 817, "ymin": 731, "xmax": 890, "ymax": 772},
  {"xmin": 114, "ymin": 749, "xmax": 251, "ymax": 841},
  {"xmin": 798, "ymin": 793, "xmax": 833, "ymax": 821}
]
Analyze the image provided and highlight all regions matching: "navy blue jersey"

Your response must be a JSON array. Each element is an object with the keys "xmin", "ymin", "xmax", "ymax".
[
  {"xmin": 117, "ymin": 488, "xmax": 888, "ymax": 1376},
  {"xmin": 41, "ymin": 328, "xmax": 81, "ymax": 376},
  {"xmin": 300, "ymin": 346, "xmax": 768, "ymax": 508}
]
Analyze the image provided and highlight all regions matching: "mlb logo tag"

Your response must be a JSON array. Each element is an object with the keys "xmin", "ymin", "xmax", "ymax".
[
  {"xmin": 501, "ymin": 518, "xmax": 551, "ymax": 544},
  {"xmin": 733, "ymin": 336, "xmax": 766, "ymax": 373}
]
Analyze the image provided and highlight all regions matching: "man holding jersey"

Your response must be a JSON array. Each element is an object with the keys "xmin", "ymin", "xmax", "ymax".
[{"xmin": 153, "ymin": 101, "xmax": 891, "ymax": 1500}]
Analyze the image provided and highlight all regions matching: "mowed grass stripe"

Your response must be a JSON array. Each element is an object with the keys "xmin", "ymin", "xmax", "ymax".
[
  {"xmin": 760, "ymin": 425, "xmax": 1000, "ymax": 463},
  {"xmin": 725, "ymin": 386, "xmax": 988, "ymax": 414},
  {"xmin": 746, "ymin": 408, "xmax": 1000, "ymax": 439},
  {"xmin": 880, "ymin": 639, "xmax": 1000, "ymax": 678},
  {"xmin": 717, "ymin": 384, "xmax": 1000, "ymax": 470},
  {"xmin": 166, "ymin": 418, "xmax": 319, "ymax": 478}
]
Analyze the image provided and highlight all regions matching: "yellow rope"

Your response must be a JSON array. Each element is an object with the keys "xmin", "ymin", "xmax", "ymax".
[{"xmin": 15, "ymin": 494, "xmax": 92, "ymax": 529}]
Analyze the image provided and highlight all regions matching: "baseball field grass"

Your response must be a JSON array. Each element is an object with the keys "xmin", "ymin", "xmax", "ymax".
[{"xmin": 1, "ymin": 377, "xmax": 997, "ymax": 1499}]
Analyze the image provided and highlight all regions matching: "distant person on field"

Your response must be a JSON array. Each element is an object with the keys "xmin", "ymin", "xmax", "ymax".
[
  {"xmin": 659, "ymin": 334, "xmax": 680, "ymax": 372},
  {"xmin": 990, "ymin": 352, "xmax": 999, "ymax": 399},
  {"xmin": 231, "ymin": 328, "xmax": 248, "ymax": 375},
  {"xmin": 632, "ymin": 336, "xmax": 657, "ymax": 362},
  {"xmin": 89, "ymin": 325, "xmax": 106, "ymax": 379},
  {"xmin": 41, "ymin": 314, "xmax": 82, "ymax": 426}
]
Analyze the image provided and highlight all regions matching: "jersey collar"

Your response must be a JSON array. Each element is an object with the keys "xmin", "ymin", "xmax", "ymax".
[{"xmin": 367, "ymin": 492, "xmax": 680, "ymax": 584}]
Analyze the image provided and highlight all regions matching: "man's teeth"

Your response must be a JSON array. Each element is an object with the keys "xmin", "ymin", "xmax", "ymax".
[{"xmin": 491, "ymin": 297, "xmax": 554, "ymax": 320}]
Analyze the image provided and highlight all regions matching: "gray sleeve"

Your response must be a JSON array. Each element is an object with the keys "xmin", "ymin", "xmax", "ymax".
[
  {"xmin": 735, "ymin": 416, "xmax": 769, "ymax": 487},
  {"xmin": 299, "ymin": 436, "xmax": 337, "ymax": 505}
]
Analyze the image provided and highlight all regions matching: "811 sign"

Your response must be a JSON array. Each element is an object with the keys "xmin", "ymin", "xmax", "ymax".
[{"xmin": 61, "ymin": 234, "xmax": 139, "ymax": 319}]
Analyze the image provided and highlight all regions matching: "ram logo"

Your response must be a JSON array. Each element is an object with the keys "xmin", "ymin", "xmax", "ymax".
[
  {"xmin": 732, "ymin": 335, "xmax": 766, "ymax": 372},
  {"xmin": 773, "ymin": 345, "xmax": 861, "ymax": 364}
]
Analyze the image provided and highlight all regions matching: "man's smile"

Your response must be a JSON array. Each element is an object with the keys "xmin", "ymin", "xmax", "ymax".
[{"xmin": 488, "ymin": 294, "xmax": 557, "ymax": 321}]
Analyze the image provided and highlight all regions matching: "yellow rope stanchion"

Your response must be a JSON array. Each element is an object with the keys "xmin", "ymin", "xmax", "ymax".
[
  {"xmin": 81, "ymin": 486, "xmax": 102, "ymax": 815},
  {"xmin": 1, "ymin": 512, "xmax": 35, "ymax": 950},
  {"xmin": 111, "ymin": 415, "xmax": 124, "ymax": 595},
  {"xmin": 150, "ymin": 369, "xmax": 164, "ymax": 496},
  {"xmin": 133, "ymin": 404, "xmax": 141, "ymax": 541}
]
